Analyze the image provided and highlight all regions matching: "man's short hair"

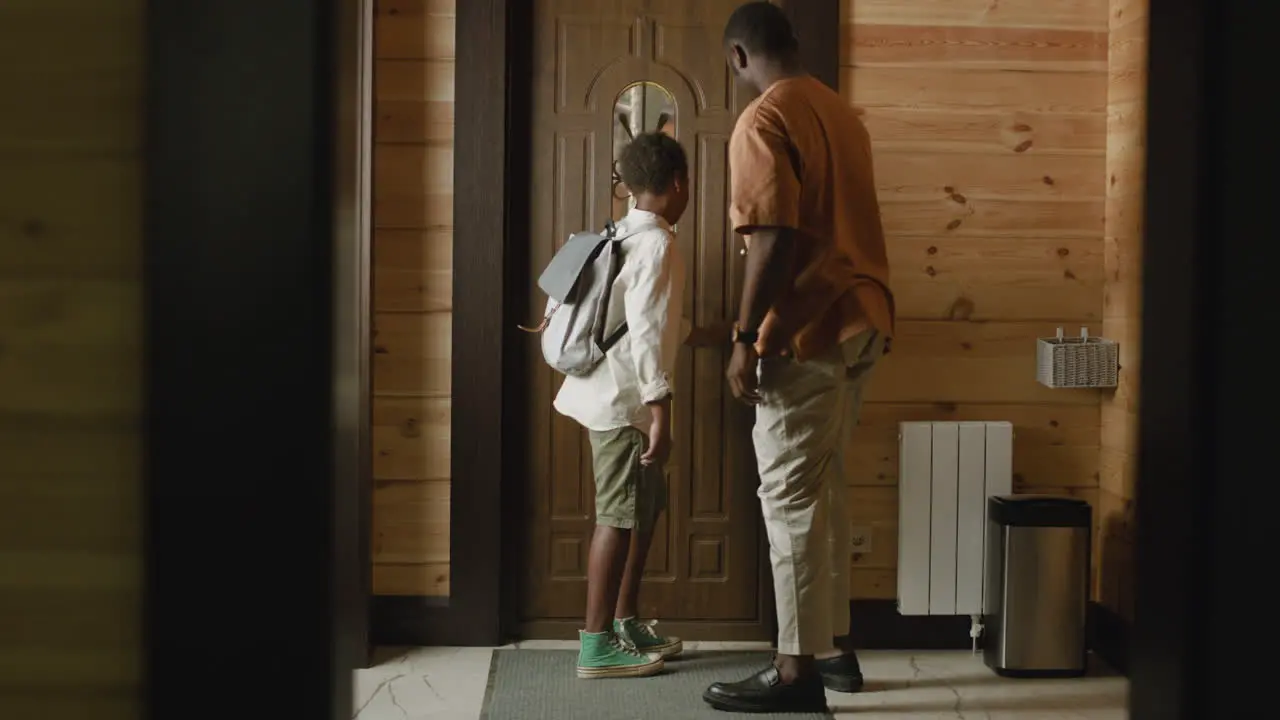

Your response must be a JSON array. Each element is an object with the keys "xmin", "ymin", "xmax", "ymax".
[
  {"xmin": 723, "ymin": 2, "xmax": 799, "ymax": 58},
  {"xmin": 617, "ymin": 132, "xmax": 688, "ymax": 195}
]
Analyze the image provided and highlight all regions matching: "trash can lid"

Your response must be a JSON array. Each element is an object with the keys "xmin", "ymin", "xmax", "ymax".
[{"xmin": 987, "ymin": 494, "xmax": 1092, "ymax": 528}]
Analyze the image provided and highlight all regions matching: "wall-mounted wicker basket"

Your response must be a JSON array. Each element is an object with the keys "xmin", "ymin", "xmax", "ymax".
[{"xmin": 1036, "ymin": 327, "xmax": 1118, "ymax": 389}]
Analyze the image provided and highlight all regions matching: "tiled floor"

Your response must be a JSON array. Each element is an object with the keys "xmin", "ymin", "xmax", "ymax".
[{"xmin": 354, "ymin": 641, "xmax": 1128, "ymax": 719}]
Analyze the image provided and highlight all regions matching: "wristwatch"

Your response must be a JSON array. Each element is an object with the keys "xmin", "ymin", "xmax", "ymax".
[{"xmin": 731, "ymin": 323, "xmax": 759, "ymax": 345}]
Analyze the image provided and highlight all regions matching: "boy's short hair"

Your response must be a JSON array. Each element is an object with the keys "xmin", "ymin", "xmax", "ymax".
[
  {"xmin": 723, "ymin": 2, "xmax": 799, "ymax": 59},
  {"xmin": 617, "ymin": 132, "xmax": 688, "ymax": 195}
]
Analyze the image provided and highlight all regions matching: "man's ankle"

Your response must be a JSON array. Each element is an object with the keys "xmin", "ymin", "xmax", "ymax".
[{"xmin": 773, "ymin": 653, "xmax": 816, "ymax": 683}]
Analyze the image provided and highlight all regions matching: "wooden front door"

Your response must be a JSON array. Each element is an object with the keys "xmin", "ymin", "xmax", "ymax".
[{"xmin": 520, "ymin": 0, "xmax": 769, "ymax": 639}]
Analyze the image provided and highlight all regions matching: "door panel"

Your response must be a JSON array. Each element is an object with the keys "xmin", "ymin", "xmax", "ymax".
[{"xmin": 523, "ymin": 0, "xmax": 764, "ymax": 631}]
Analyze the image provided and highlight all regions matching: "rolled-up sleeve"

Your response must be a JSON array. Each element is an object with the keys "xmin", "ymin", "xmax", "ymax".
[
  {"xmin": 729, "ymin": 107, "xmax": 801, "ymax": 234},
  {"xmin": 624, "ymin": 235, "xmax": 683, "ymax": 404}
]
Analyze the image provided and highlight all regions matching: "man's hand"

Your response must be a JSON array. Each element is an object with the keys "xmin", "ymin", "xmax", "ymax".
[
  {"xmin": 726, "ymin": 342, "xmax": 762, "ymax": 405},
  {"xmin": 640, "ymin": 400, "xmax": 672, "ymax": 467}
]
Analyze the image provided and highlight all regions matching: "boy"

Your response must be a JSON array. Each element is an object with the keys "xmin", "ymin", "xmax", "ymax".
[{"xmin": 553, "ymin": 132, "xmax": 690, "ymax": 679}]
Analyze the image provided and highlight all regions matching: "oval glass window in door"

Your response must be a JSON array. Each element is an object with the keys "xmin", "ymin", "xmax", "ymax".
[{"xmin": 610, "ymin": 81, "xmax": 677, "ymax": 222}]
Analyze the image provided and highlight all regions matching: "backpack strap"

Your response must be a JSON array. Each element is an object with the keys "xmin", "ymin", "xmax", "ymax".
[
  {"xmin": 593, "ymin": 217, "xmax": 664, "ymax": 352},
  {"xmin": 599, "ymin": 323, "xmax": 628, "ymax": 352},
  {"xmin": 592, "ymin": 228, "xmax": 626, "ymax": 352}
]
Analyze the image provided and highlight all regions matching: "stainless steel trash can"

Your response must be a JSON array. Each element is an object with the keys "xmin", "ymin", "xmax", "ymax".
[{"xmin": 983, "ymin": 495, "xmax": 1090, "ymax": 678}]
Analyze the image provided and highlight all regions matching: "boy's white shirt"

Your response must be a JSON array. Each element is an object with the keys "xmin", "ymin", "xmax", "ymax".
[{"xmin": 553, "ymin": 208, "xmax": 689, "ymax": 433}]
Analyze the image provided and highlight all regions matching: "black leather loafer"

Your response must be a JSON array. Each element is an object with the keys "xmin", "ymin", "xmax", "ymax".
[
  {"xmin": 702, "ymin": 664, "xmax": 828, "ymax": 714},
  {"xmin": 816, "ymin": 653, "xmax": 864, "ymax": 693}
]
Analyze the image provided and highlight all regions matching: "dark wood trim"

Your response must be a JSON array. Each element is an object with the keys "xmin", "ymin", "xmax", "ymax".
[
  {"xmin": 379, "ymin": 0, "xmax": 841, "ymax": 648},
  {"xmin": 334, "ymin": 0, "xmax": 376, "ymax": 670},
  {"xmin": 448, "ymin": 0, "xmax": 512, "ymax": 645},
  {"xmin": 1087, "ymin": 602, "xmax": 1129, "ymax": 676},
  {"xmin": 501, "ymin": 0, "xmax": 537, "ymax": 645},
  {"xmin": 516, "ymin": 600, "xmax": 982, "ymax": 650},
  {"xmin": 845, "ymin": 601, "xmax": 973, "ymax": 650},
  {"xmin": 1130, "ymin": 0, "xmax": 1213, "ymax": 715},
  {"xmin": 1131, "ymin": 0, "xmax": 1273, "ymax": 717},
  {"xmin": 144, "ymin": 1, "xmax": 355, "ymax": 718}
]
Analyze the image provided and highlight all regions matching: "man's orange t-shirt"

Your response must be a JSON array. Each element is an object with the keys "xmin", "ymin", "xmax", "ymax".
[{"xmin": 729, "ymin": 75, "xmax": 894, "ymax": 362}]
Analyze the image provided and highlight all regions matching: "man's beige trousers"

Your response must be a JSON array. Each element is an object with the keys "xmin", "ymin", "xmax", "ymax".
[{"xmin": 753, "ymin": 329, "xmax": 885, "ymax": 655}]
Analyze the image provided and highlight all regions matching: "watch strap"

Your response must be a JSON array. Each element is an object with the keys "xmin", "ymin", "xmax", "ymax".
[{"xmin": 732, "ymin": 323, "xmax": 759, "ymax": 344}]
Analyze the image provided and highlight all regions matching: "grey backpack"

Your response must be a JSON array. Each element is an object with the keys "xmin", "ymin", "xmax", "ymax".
[{"xmin": 519, "ymin": 220, "xmax": 634, "ymax": 377}]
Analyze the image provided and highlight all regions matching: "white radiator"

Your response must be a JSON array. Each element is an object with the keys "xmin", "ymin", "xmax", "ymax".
[{"xmin": 897, "ymin": 421, "xmax": 1013, "ymax": 616}]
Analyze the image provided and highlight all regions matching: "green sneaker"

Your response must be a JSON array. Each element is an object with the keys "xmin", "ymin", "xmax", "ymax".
[
  {"xmin": 576, "ymin": 630, "xmax": 664, "ymax": 679},
  {"xmin": 615, "ymin": 617, "xmax": 684, "ymax": 658}
]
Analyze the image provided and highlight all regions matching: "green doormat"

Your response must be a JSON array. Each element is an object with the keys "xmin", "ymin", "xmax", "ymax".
[{"xmin": 480, "ymin": 650, "xmax": 834, "ymax": 719}]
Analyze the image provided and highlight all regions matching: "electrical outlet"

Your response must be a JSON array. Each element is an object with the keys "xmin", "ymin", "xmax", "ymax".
[{"xmin": 850, "ymin": 525, "xmax": 873, "ymax": 556}]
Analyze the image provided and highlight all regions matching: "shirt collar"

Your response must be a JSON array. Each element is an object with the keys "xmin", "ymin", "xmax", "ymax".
[{"xmin": 624, "ymin": 207, "xmax": 670, "ymax": 232}]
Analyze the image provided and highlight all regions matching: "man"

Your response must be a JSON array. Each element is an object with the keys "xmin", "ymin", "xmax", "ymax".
[{"xmin": 702, "ymin": 2, "xmax": 895, "ymax": 714}]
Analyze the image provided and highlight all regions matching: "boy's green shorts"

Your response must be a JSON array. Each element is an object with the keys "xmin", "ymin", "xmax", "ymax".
[{"xmin": 587, "ymin": 426, "xmax": 668, "ymax": 529}]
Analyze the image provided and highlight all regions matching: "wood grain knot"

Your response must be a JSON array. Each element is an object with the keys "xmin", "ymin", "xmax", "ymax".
[
  {"xmin": 1014, "ymin": 139, "xmax": 1033, "ymax": 153},
  {"xmin": 1049, "ymin": 419, "xmax": 1060, "ymax": 427},
  {"xmin": 374, "ymin": 345, "xmax": 389, "ymax": 354},
  {"xmin": 925, "ymin": 265, "xmax": 937, "ymax": 277},
  {"xmin": 20, "ymin": 219, "xmax": 44, "ymax": 238},
  {"xmin": 1057, "ymin": 247, "xmax": 1070, "ymax": 257},
  {"xmin": 945, "ymin": 219, "xmax": 962, "ymax": 231},
  {"xmin": 1011, "ymin": 123, "xmax": 1032, "ymax": 132},
  {"xmin": 1063, "ymin": 269, "xmax": 1077, "ymax": 280},
  {"xmin": 949, "ymin": 192, "xmax": 967, "ymax": 204},
  {"xmin": 927, "ymin": 245, "xmax": 938, "ymax": 255},
  {"xmin": 947, "ymin": 296, "xmax": 975, "ymax": 320},
  {"xmin": 400, "ymin": 418, "xmax": 421, "ymax": 438},
  {"xmin": 1043, "ymin": 176, "xmax": 1055, "ymax": 185}
]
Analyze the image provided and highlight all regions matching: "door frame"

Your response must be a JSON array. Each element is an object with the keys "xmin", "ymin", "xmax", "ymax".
[
  {"xmin": 144, "ymin": 0, "xmax": 370, "ymax": 713},
  {"xmin": 371, "ymin": 0, "xmax": 839, "ymax": 647},
  {"xmin": 1129, "ymin": 0, "xmax": 1268, "ymax": 715}
]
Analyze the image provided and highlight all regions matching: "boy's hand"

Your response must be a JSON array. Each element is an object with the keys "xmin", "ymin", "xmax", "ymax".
[
  {"xmin": 640, "ymin": 417, "xmax": 671, "ymax": 467},
  {"xmin": 640, "ymin": 399, "xmax": 672, "ymax": 467}
]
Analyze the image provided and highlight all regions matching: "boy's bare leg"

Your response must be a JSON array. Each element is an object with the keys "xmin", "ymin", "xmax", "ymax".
[
  {"xmin": 614, "ymin": 516, "xmax": 655, "ymax": 619},
  {"xmin": 613, "ymin": 506, "xmax": 683, "ymax": 658},
  {"xmin": 585, "ymin": 525, "xmax": 631, "ymax": 633}
]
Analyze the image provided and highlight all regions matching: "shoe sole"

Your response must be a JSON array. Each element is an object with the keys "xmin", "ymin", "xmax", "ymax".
[
  {"xmin": 652, "ymin": 640, "xmax": 683, "ymax": 659},
  {"xmin": 576, "ymin": 658, "xmax": 664, "ymax": 679},
  {"xmin": 700, "ymin": 691, "xmax": 828, "ymax": 714},
  {"xmin": 820, "ymin": 674, "xmax": 864, "ymax": 693}
]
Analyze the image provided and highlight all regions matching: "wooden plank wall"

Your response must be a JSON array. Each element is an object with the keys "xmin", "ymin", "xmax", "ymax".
[
  {"xmin": 840, "ymin": 0, "xmax": 1111, "ymax": 599},
  {"xmin": 0, "ymin": 1, "xmax": 144, "ymax": 717},
  {"xmin": 371, "ymin": 0, "xmax": 455, "ymax": 597},
  {"xmin": 1097, "ymin": 0, "xmax": 1146, "ymax": 621}
]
